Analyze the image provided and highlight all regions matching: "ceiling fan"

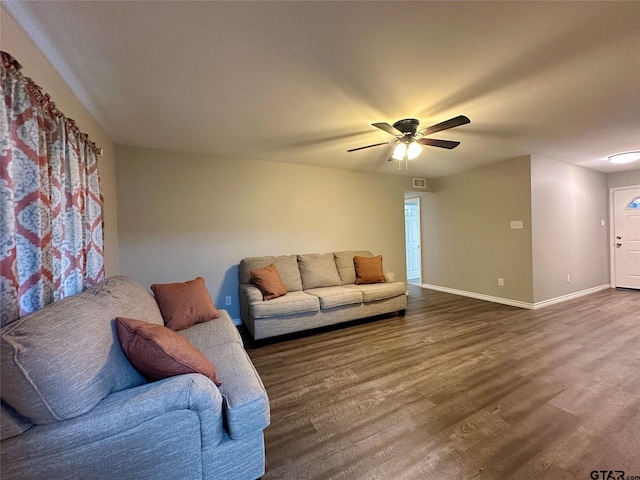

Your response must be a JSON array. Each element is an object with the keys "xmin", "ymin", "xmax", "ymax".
[{"xmin": 347, "ymin": 115, "xmax": 470, "ymax": 165}]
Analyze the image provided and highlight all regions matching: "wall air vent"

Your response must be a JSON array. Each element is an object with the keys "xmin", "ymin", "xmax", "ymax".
[{"xmin": 412, "ymin": 178, "xmax": 427, "ymax": 189}]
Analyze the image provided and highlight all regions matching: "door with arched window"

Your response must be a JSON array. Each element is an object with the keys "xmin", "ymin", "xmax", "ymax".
[{"xmin": 612, "ymin": 187, "xmax": 640, "ymax": 289}]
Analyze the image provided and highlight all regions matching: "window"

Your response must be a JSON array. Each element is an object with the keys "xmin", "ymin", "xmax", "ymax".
[{"xmin": 628, "ymin": 197, "xmax": 640, "ymax": 209}]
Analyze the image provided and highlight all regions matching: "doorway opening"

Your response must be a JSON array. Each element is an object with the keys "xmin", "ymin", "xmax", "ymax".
[{"xmin": 404, "ymin": 197, "xmax": 421, "ymax": 285}]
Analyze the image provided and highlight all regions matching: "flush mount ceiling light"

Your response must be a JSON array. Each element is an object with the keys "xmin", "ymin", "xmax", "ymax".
[{"xmin": 608, "ymin": 151, "xmax": 640, "ymax": 164}]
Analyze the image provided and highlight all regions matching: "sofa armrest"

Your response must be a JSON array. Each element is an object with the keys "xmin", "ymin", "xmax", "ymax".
[
  {"xmin": 209, "ymin": 342, "xmax": 270, "ymax": 440},
  {"xmin": 239, "ymin": 283, "xmax": 264, "ymax": 323},
  {"xmin": 384, "ymin": 271, "xmax": 397, "ymax": 283},
  {"xmin": 241, "ymin": 283, "xmax": 264, "ymax": 304},
  {"xmin": 1, "ymin": 374, "xmax": 224, "ymax": 479}
]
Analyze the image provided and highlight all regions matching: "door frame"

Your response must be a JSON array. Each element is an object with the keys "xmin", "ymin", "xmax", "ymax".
[
  {"xmin": 609, "ymin": 184, "xmax": 640, "ymax": 287},
  {"xmin": 404, "ymin": 196, "xmax": 422, "ymax": 283}
]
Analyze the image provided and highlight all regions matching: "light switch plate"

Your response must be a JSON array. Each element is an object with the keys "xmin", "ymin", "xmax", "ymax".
[{"xmin": 510, "ymin": 220, "xmax": 524, "ymax": 229}]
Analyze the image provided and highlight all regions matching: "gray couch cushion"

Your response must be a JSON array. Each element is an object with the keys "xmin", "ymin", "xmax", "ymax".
[
  {"xmin": 297, "ymin": 253, "xmax": 342, "ymax": 289},
  {"xmin": 179, "ymin": 310, "xmax": 242, "ymax": 349},
  {"xmin": 0, "ymin": 276, "xmax": 156, "ymax": 425},
  {"xmin": 100, "ymin": 275, "xmax": 165, "ymax": 326},
  {"xmin": 334, "ymin": 251, "xmax": 374, "ymax": 285},
  {"xmin": 305, "ymin": 286, "xmax": 363, "ymax": 309},
  {"xmin": 1, "ymin": 401, "xmax": 32, "ymax": 440},
  {"xmin": 239, "ymin": 255, "xmax": 303, "ymax": 292},
  {"xmin": 250, "ymin": 291, "xmax": 319, "ymax": 319},
  {"xmin": 345, "ymin": 281, "xmax": 407, "ymax": 302}
]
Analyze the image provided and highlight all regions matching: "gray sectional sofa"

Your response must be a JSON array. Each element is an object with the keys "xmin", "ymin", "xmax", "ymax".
[
  {"xmin": 0, "ymin": 275, "xmax": 270, "ymax": 480},
  {"xmin": 239, "ymin": 251, "xmax": 408, "ymax": 340}
]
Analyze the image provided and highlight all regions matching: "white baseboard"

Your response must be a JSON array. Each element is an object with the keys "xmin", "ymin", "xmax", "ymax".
[
  {"xmin": 531, "ymin": 284, "xmax": 611, "ymax": 309},
  {"xmin": 419, "ymin": 283, "xmax": 611, "ymax": 310},
  {"xmin": 420, "ymin": 284, "xmax": 534, "ymax": 309}
]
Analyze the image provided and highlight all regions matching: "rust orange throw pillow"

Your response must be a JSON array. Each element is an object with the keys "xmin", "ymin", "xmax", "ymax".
[
  {"xmin": 354, "ymin": 255, "xmax": 386, "ymax": 284},
  {"xmin": 250, "ymin": 263, "xmax": 287, "ymax": 300},
  {"xmin": 151, "ymin": 277, "xmax": 221, "ymax": 331},
  {"xmin": 116, "ymin": 317, "xmax": 222, "ymax": 385}
]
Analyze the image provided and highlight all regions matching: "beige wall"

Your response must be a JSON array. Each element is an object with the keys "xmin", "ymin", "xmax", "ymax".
[
  {"xmin": 608, "ymin": 169, "xmax": 640, "ymax": 189},
  {"xmin": 530, "ymin": 156, "xmax": 609, "ymax": 303},
  {"xmin": 421, "ymin": 154, "xmax": 613, "ymax": 306},
  {"xmin": 420, "ymin": 156, "xmax": 534, "ymax": 303},
  {"xmin": 2, "ymin": 7, "xmax": 119, "ymax": 276},
  {"xmin": 115, "ymin": 146, "xmax": 412, "ymax": 320}
]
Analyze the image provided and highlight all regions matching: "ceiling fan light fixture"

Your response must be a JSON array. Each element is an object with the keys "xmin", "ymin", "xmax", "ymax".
[
  {"xmin": 391, "ymin": 143, "xmax": 406, "ymax": 160},
  {"xmin": 347, "ymin": 115, "xmax": 469, "ymax": 162},
  {"xmin": 608, "ymin": 151, "xmax": 640, "ymax": 164},
  {"xmin": 392, "ymin": 142, "xmax": 423, "ymax": 160},
  {"xmin": 407, "ymin": 142, "xmax": 423, "ymax": 159}
]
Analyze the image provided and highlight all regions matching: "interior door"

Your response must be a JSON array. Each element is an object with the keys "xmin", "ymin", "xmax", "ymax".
[
  {"xmin": 404, "ymin": 201, "xmax": 421, "ymax": 281},
  {"xmin": 613, "ymin": 187, "xmax": 640, "ymax": 289}
]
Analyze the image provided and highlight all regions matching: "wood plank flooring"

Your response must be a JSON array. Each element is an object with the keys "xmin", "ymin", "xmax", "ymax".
[{"xmin": 247, "ymin": 285, "xmax": 640, "ymax": 480}]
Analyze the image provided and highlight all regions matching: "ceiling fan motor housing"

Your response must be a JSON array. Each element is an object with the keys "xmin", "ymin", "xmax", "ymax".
[{"xmin": 392, "ymin": 118, "xmax": 420, "ymax": 136}]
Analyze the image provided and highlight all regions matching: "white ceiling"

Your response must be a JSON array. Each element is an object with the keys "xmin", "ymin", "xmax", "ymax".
[{"xmin": 5, "ymin": 1, "xmax": 640, "ymax": 178}]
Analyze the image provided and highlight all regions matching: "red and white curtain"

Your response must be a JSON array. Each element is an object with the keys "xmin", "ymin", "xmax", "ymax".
[{"xmin": 1, "ymin": 51, "xmax": 104, "ymax": 327}]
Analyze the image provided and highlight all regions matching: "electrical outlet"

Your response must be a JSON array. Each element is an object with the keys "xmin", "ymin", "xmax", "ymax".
[
  {"xmin": 498, "ymin": 277, "xmax": 504, "ymax": 286},
  {"xmin": 225, "ymin": 296, "xmax": 232, "ymax": 306},
  {"xmin": 510, "ymin": 220, "xmax": 524, "ymax": 229},
  {"xmin": 566, "ymin": 274, "xmax": 571, "ymax": 283}
]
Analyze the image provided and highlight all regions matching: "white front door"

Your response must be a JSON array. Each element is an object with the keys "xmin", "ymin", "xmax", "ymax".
[
  {"xmin": 404, "ymin": 201, "xmax": 421, "ymax": 281},
  {"xmin": 613, "ymin": 187, "xmax": 640, "ymax": 289}
]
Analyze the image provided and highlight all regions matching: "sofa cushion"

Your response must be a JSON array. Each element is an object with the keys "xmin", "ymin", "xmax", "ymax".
[
  {"xmin": 297, "ymin": 253, "xmax": 342, "ymax": 289},
  {"xmin": 250, "ymin": 291, "xmax": 319, "ymax": 319},
  {"xmin": 1, "ymin": 402, "xmax": 32, "ymax": 440},
  {"xmin": 179, "ymin": 310, "xmax": 242, "ymax": 348},
  {"xmin": 116, "ymin": 317, "xmax": 222, "ymax": 385},
  {"xmin": 354, "ymin": 255, "xmax": 386, "ymax": 284},
  {"xmin": 304, "ymin": 286, "xmax": 363, "ymax": 309},
  {"xmin": 250, "ymin": 263, "xmax": 287, "ymax": 300},
  {"xmin": 97, "ymin": 275, "xmax": 166, "ymax": 325},
  {"xmin": 345, "ymin": 282, "xmax": 407, "ymax": 302},
  {"xmin": 151, "ymin": 277, "xmax": 221, "ymax": 331},
  {"xmin": 0, "ymin": 276, "xmax": 151, "ymax": 425},
  {"xmin": 384, "ymin": 271, "xmax": 397, "ymax": 283},
  {"xmin": 239, "ymin": 255, "xmax": 303, "ymax": 292},
  {"xmin": 333, "ymin": 251, "xmax": 374, "ymax": 285}
]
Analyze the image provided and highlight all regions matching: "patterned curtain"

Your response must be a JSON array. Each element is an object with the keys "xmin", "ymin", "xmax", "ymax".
[{"xmin": 0, "ymin": 51, "xmax": 104, "ymax": 327}]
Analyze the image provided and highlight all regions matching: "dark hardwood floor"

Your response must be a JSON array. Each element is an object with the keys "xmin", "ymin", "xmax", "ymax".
[{"xmin": 247, "ymin": 285, "xmax": 640, "ymax": 480}]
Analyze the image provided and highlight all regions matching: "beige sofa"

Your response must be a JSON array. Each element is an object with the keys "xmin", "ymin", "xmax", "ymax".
[{"xmin": 239, "ymin": 251, "xmax": 407, "ymax": 340}]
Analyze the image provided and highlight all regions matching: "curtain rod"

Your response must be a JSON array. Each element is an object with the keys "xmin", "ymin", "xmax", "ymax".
[{"xmin": 2, "ymin": 50, "xmax": 103, "ymax": 156}]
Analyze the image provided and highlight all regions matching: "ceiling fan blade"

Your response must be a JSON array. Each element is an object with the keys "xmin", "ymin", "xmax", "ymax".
[
  {"xmin": 347, "ymin": 141, "xmax": 394, "ymax": 153},
  {"xmin": 372, "ymin": 122, "xmax": 402, "ymax": 136},
  {"xmin": 417, "ymin": 138, "xmax": 461, "ymax": 149},
  {"xmin": 419, "ymin": 115, "xmax": 470, "ymax": 135}
]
